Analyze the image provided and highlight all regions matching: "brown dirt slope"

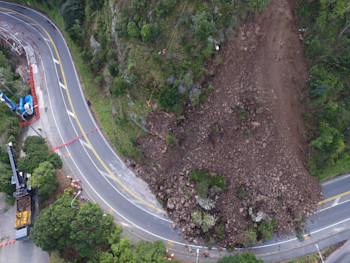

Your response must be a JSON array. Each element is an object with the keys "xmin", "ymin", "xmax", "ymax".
[{"xmin": 133, "ymin": 0, "xmax": 322, "ymax": 247}]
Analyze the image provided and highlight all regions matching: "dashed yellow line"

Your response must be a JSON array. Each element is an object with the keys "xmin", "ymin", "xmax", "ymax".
[
  {"xmin": 318, "ymin": 191, "xmax": 350, "ymax": 205},
  {"xmin": 1, "ymin": 7, "xmax": 166, "ymax": 215}
]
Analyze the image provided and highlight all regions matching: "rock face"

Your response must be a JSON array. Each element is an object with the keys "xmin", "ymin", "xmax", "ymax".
[{"xmin": 132, "ymin": 0, "xmax": 322, "ymax": 247}]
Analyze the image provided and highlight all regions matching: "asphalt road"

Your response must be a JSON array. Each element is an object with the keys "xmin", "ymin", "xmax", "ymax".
[{"xmin": 0, "ymin": 2, "xmax": 349, "ymax": 262}]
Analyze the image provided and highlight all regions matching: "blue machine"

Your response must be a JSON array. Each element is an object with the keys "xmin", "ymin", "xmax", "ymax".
[{"xmin": 0, "ymin": 90, "xmax": 34, "ymax": 117}]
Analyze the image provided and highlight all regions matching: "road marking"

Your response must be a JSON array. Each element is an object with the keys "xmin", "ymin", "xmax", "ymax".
[
  {"xmin": 40, "ymin": 14, "xmax": 166, "ymax": 215},
  {"xmin": 332, "ymin": 197, "xmax": 340, "ymax": 206},
  {"xmin": 67, "ymin": 110, "xmax": 74, "ymax": 118},
  {"xmin": 80, "ymin": 139, "xmax": 91, "ymax": 149},
  {"xmin": 318, "ymin": 191, "xmax": 350, "ymax": 205},
  {"xmin": 316, "ymin": 198, "xmax": 350, "ymax": 214},
  {"xmin": 44, "ymin": 37, "xmax": 50, "ymax": 42},
  {"xmin": 59, "ymin": 81, "xmax": 65, "ymax": 89},
  {"xmin": 53, "ymin": 58, "xmax": 59, "ymax": 64}
]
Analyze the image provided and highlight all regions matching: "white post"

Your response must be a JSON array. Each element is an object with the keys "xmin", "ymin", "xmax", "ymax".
[
  {"xmin": 71, "ymin": 190, "xmax": 81, "ymax": 209},
  {"xmin": 196, "ymin": 248, "xmax": 199, "ymax": 263},
  {"xmin": 315, "ymin": 243, "xmax": 325, "ymax": 263}
]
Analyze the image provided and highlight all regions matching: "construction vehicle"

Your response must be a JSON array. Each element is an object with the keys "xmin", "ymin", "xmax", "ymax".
[
  {"xmin": 0, "ymin": 90, "xmax": 34, "ymax": 120},
  {"xmin": 7, "ymin": 142, "xmax": 35, "ymax": 241}
]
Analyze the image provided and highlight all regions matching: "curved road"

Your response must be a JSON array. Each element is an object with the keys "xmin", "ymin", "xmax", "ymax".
[{"xmin": 0, "ymin": 2, "xmax": 349, "ymax": 262}]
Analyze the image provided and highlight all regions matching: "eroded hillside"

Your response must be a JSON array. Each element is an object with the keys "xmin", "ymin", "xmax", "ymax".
[{"xmin": 131, "ymin": 0, "xmax": 322, "ymax": 247}]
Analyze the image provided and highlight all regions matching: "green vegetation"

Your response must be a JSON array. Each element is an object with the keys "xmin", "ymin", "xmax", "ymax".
[
  {"xmin": 216, "ymin": 253, "xmax": 264, "ymax": 263},
  {"xmin": 165, "ymin": 130, "xmax": 179, "ymax": 146},
  {"xmin": 27, "ymin": 162, "xmax": 58, "ymax": 200},
  {"xmin": 189, "ymin": 169, "xmax": 226, "ymax": 197},
  {"xmin": 31, "ymin": 190, "xmax": 179, "ymax": 263},
  {"xmin": 236, "ymin": 185, "xmax": 246, "ymax": 200},
  {"xmin": 191, "ymin": 210, "xmax": 217, "ymax": 233},
  {"xmin": 298, "ymin": 0, "xmax": 350, "ymax": 179},
  {"xmin": 243, "ymin": 218, "xmax": 275, "ymax": 247},
  {"xmin": 18, "ymin": 136, "xmax": 61, "ymax": 175}
]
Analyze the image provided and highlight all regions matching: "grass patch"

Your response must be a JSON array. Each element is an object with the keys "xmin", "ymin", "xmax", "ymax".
[{"xmin": 165, "ymin": 131, "xmax": 179, "ymax": 147}]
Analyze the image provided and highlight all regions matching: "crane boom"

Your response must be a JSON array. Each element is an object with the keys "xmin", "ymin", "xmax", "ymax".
[{"xmin": 0, "ymin": 90, "xmax": 17, "ymax": 111}]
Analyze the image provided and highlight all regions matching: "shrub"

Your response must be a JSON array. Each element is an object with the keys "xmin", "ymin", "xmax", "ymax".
[
  {"xmin": 244, "ymin": 226, "xmax": 257, "ymax": 247},
  {"xmin": 191, "ymin": 210, "xmax": 217, "ymax": 233},
  {"xmin": 191, "ymin": 11, "xmax": 216, "ymax": 40},
  {"xmin": 127, "ymin": 21, "xmax": 140, "ymax": 39},
  {"xmin": 141, "ymin": 24, "xmax": 160, "ymax": 42},
  {"xmin": 217, "ymin": 253, "xmax": 264, "ymax": 263},
  {"xmin": 237, "ymin": 185, "xmax": 246, "ymax": 200},
  {"xmin": 60, "ymin": 0, "xmax": 85, "ymax": 31},
  {"xmin": 111, "ymin": 77, "xmax": 128, "ymax": 97},
  {"xmin": 258, "ymin": 219, "xmax": 275, "ymax": 241},
  {"xmin": 165, "ymin": 131, "xmax": 179, "ymax": 146},
  {"xmin": 108, "ymin": 63, "xmax": 119, "ymax": 77},
  {"xmin": 189, "ymin": 170, "xmax": 226, "ymax": 197},
  {"xmin": 159, "ymin": 85, "xmax": 180, "ymax": 112}
]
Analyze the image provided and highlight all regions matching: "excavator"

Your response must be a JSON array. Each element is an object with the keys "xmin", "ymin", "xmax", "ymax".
[{"xmin": 0, "ymin": 90, "xmax": 34, "ymax": 120}]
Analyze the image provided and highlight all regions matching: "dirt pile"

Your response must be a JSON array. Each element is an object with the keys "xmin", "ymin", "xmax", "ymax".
[{"xmin": 132, "ymin": 0, "xmax": 322, "ymax": 247}]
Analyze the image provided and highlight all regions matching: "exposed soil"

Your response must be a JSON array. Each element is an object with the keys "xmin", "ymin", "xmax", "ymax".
[{"xmin": 131, "ymin": 0, "xmax": 322, "ymax": 247}]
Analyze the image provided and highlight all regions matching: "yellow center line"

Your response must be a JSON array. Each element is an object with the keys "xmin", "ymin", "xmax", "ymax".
[
  {"xmin": 2, "ymin": 7, "xmax": 166, "ymax": 214},
  {"xmin": 318, "ymin": 191, "xmax": 350, "ymax": 205}
]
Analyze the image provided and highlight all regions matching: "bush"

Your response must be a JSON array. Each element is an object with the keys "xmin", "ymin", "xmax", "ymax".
[
  {"xmin": 159, "ymin": 85, "xmax": 180, "ymax": 112},
  {"xmin": 165, "ymin": 131, "xmax": 179, "ymax": 146},
  {"xmin": 108, "ymin": 63, "xmax": 119, "ymax": 77},
  {"xmin": 189, "ymin": 170, "xmax": 226, "ymax": 197},
  {"xmin": 127, "ymin": 21, "xmax": 140, "ymax": 39},
  {"xmin": 111, "ymin": 77, "xmax": 128, "ymax": 97},
  {"xmin": 60, "ymin": 0, "xmax": 85, "ymax": 31},
  {"xmin": 244, "ymin": 226, "xmax": 257, "ymax": 247},
  {"xmin": 191, "ymin": 11, "xmax": 216, "ymax": 40},
  {"xmin": 191, "ymin": 210, "xmax": 217, "ymax": 233},
  {"xmin": 258, "ymin": 219, "xmax": 275, "ymax": 241},
  {"xmin": 141, "ymin": 24, "xmax": 160, "ymax": 42},
  {"xmin": 217, "ymin": 253, "xmax": 264, "ymax": 263}
]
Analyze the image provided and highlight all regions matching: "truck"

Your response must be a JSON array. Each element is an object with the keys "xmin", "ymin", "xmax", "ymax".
[
  {"xmin": 7, "ymin": 142, "xmax": 35, "ymax": 241},
  {"xmin": 15, "ymin": 196, "xmax": 32, "ymax": 240},
  {"xmin": 0, "ymin": 90, "xmax": 34, "ymax": 120}
]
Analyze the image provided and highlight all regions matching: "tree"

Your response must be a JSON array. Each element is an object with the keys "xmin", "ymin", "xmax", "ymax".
[
  {"xmin": 27, "ymin": 161, "xmax": 57, "ymax": 199},
  {"xmin": 191, "ymin": 11, "xmax": 216, "ymax": 40},
  {"xmin": 30, "ymin": 190, "xmax": 78, "ymax": 251},
  {"xmin": 22, "ymin": 136, "xmax": 47, "ymax": 154},
  {"xmin": 18, "ymin": 151, "xmax": 48, "ymax": 174},
  {"xmin": 216, "ymin": 253, "xmax": 264, "ymax": 263},
  {"xmin": 60, "ymin": 0, "xmax": 85, "ymax": 31},
  {"xmin": 46, "ymin": 152, "xmax": 63, "ymax": 169},
  {"xmin": 70, "ymin": 202, "xmax": 117, "ymax": 258},
  {"xmin": 141, "ymin": 24, "xmax": 160, "ymax": 42},
  {"xmin": 0, "ymin": 164, "xmax": 15, "ymax": 195}
]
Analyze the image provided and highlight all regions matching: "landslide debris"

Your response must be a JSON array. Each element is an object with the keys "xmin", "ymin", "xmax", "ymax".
[{"xmin": 129, "ymin": 0, "xmax": 322, "ymax": 247}]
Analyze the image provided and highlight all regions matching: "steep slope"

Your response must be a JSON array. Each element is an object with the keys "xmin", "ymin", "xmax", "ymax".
[{"xmin": 134, "ymin": 0, "xmax": 322, "ymax": 247}]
